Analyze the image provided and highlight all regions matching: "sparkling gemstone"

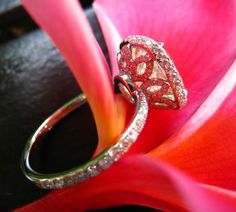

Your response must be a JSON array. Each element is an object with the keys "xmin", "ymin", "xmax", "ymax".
[
  {"xmin": 176, "ymin": 86, "xmax": 182, "ymax": 92},
  {"xmin": 108, "ymin": 147, "xmax": 122, "ymax": 161},
  {"xmin": 163, "ymin": 94, "xmax": 175, "ymax": 101},
  {"xmin": 183, "ymin": 89, "xmax": 188, "ymax": 96},
  {"xmin": 74, "ymin": 171, "xmax": 87, "ymax": 182},
  {"xmin": 42, "ymin": 180, "xmax": 53, "ymax": 189},
  {"xmin": 87, "ymin": 165, "xmax": 99, "ymax": 177},
  {"xmin": 151, "ymin": 46, "xmax": 158, "ymax": 53},
  {"xmin": 118, "ymin": 142, "xmax": 125, "ymax": 149},
  {"xmin": 156, "ymin": 51, "xmax": 164, "ymax": 59},
  {"xmin": 98, "ymin": 156, "xmax": 111, "ymax": 169},
  {"xmin": 136, "ymin": 62, "xmax": 147, "ymax": 75},
  {"xmin": 131, "ymin": 46, "xmax": 147, "ymax": 59},
  {"xmin": 145, "ymin": 40, "xmax": 152, "ymax": 46},
  {"xmin": 64, "ymin": 176, "xmax": 74, "ymax": 187},
  {"xmin": 128, "ymin": 130, "xmax": 138, "ymax": 141},
  {"xmin": 135, "ymin": 118, "xmax": 144, "ymax": 131},
  {"xmin": 53, "ymin": 179, "xmax": 64, "ymax": 189},
  {"xmin": 149, "ymin": 61, "xmax": 167, "ymax": 80},
  {"xmin": 121, "ymin": 137, "xmax": 132, "ymax": 148},
  {"xmin": 173, "ymin": 77, "xmax": 181, "ymax": 84},
  {"xmin": 146, "ymin": 85, "xmax": 162, "ymax": 93}
]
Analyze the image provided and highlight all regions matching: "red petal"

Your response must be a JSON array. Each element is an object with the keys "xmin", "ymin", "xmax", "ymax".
[
  {"xmin": 150, "ymin": 61, "xmax": 236, "ymax": 190},
  {"xmin": 20, "ymin": 0, "xmax": 126, "ymax": 150},
  {"xmin": 94, "ymin": 0, "xmax": 236, "ymax": 151},
  {"xmin": 15, "ymin": 156, "xmax": 236, "ymax": 211}
]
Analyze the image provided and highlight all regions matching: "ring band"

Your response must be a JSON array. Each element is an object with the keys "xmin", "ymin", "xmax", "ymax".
[{"xmin": 21, "ymin": 75, "xmax": 148, "ymax": 189}]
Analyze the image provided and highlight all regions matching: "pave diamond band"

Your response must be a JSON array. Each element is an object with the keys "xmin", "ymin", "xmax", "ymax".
[{"xmin": 21, "ymin": 75, "xmax": 148, "ymax": 189}]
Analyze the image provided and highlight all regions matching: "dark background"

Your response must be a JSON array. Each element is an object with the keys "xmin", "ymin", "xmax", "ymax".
[{"xmin": 0, "ymin": 0, "xmax": 157, "ymax": 211}]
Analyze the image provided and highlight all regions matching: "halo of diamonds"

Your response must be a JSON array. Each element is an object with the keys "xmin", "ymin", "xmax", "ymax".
[
  {"xmin": 118, "ymin": 35, "xmax": 187, "ymax": 109},
  {"xmin": 39, "ymin": 91, "xmax": 148, "ymax": 189}
]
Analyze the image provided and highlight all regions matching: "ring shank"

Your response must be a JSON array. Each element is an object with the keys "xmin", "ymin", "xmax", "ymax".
[{"xmin": 21, "ymin": 88, "xmax": 148, "ymax": 189}]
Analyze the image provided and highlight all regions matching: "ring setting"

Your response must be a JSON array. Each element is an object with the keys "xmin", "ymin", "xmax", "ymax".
[
  {"xmin": 21, "ymin": 35, "xmax": 187, "ymax": 189},
  {"xmin": 118, "ymin": 35, "xmax": 187, "ymax": 109}
]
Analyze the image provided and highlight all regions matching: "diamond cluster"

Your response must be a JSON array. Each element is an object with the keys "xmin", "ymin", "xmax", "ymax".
[
  {"xmin": 39, "ymin": 91, "xmax": 148, "ymax": 189},
  {"xmin": 118, "ymin": 35, "xmax": 187, "ymax": 109}
]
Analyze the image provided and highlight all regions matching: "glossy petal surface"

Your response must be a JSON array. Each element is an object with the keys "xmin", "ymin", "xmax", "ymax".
[
  {"xmin": 150, "ymin": 61, "xmax": 236, "ymax": 190},
  {"xmin": 15, "ymin": 156, "xmax": 236, "ymax": 212}
]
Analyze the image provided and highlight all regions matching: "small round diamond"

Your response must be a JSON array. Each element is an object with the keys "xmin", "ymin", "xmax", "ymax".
[
  {"xmin": 98, "ymin": 156, "xmax": 111, "ymax": 170},
  {"xmin": 64, "ymin": 176, "xmax": 74, "ymax": 187},
  {"xmin": 87, "ymin": 165, "xmax": 99, "ymax": 177},
  {"xmin": 53, "ymin": 179, "xmax": 64, "ymax": 189},
  {"xmin": 41, "ymin": 180, "xmax": 53, "ymax": 189},
  {"xmin": 108, "ymin": 147, "xmax": 123, "ymax": 161}
]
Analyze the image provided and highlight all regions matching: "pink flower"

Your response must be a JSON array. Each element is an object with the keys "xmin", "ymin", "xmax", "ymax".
[{"xmin": 17, "ymin": 0, "xmax": 236, "ymax": 211}]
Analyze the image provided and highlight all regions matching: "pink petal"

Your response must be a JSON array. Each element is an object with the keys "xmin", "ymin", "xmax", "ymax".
[
  {"xmin": 94, "ymin": 0, "xmax": 236, "ymax": 152},
  {"xmin": 93, "ymin": 3, "xmax": 122, "ymax": 78},
  {"xmin": 150, "ymin": 61, "xmax": 236, "ymax": 190},
  {"xmin": 15, "ymin": 156, "xmax": 236, "ymax": 211},
  {"xmin": 21, "ymin": 0, "xmax": 126, "ymax": 150}
]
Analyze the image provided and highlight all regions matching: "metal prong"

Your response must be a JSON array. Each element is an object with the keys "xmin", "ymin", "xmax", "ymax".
[{"xmin": 114, "ymin": 74, "xmax": 137, "ymax": 104}]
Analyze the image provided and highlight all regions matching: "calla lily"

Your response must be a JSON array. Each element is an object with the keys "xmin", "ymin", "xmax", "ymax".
[{"xmin": 17, "ymin": 0, "xmax": 236, "ymax": 211}]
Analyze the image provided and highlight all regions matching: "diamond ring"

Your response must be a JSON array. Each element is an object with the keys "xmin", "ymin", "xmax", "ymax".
[{"xmin": 21, "ymin": 36, "xmax": 187, "ymax": 189}]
